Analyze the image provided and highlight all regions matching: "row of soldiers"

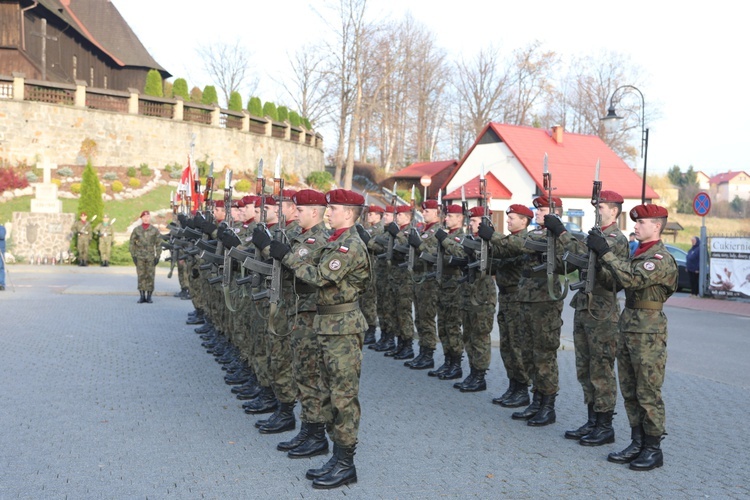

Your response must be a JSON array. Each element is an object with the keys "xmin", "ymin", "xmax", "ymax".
[{"xmin": 165, "ymin": 183, "xmax": 677, "ymax": 487}]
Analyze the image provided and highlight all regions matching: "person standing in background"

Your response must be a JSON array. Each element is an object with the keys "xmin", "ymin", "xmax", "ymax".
[
  {"xmin": 628, "ymin": 233, "xmax": 639, "ymax": 257},
  {"xmin": 686, "ymin": 236, "xmax": 701, "ymax": 297},
  {"xmin": 95, "ymin": 214, "xmax": 115, "ymax": 267},
  {"xmin": 0, "ymin": 223, "xmax": 6, "ymax": 291},
  {"xmin": 129, "ymin": 210, "xmax": 162, "ymax": 304},
  {"xmin": 71, "ymin": 212, "xmax": 92, "ymax": 266}
]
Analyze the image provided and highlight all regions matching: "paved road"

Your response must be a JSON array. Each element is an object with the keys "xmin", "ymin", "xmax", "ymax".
[{"xmin": 1, "ymin": 265, "xmax": 749, "ymax": 498}]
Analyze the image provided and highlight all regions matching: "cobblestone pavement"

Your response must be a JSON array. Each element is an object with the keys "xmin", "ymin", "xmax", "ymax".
[{"xmin": 1, "ymin": 265, "xmax": 748, "ymax": 498}]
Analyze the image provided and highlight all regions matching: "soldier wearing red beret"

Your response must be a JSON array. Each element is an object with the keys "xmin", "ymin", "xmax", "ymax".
[
  {"xmin": 586, "ymin": 203, "xmax": 677, "ymax": 471},
  {"xmin": 128, "ymin": 210, "xmax": 162, "ymax": 304},
  {"xmin": 70, "ymin": 211, "xmax": 92, "ymax": 266},
  {"xmin": 367, "ymin": 204, "xmax": 397, "ymax": 352},
  {"xmin": 360, "ymin": 205, "xmax": 385, "ymax": 345}
]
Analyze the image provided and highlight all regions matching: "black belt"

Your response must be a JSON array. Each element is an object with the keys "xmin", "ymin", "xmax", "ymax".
[
  {"xmin": 498, "ymin": 285, "xmax": 518, "ymax": 294},
  {"xmin": 625, "ymin": 299, "xmax": 663, "ymax": 311},
  {"xmin": 317, "ymin": 302, "xmax": 359, "ymax": 315}
]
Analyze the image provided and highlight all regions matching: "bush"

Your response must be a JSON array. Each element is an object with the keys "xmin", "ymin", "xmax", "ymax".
[
  {"xmin": 202, "ymin": 85, "xmax": 218, "ymax": 106},
  {"xmin": 0, "ymin": 167, "xmax": 30, "ymax": 193},
  {"xmin": 99, "ymin": 182, "xmax": 106, "ymax": 192},
  {"xmin": 190, "ymin": 86, "xmax": 203, "ymax": 103},
  {"xmin": 144, "ymin": 69, "xmax": 164, "ymax": 97},
  {"xmin": 57, "ymin": 167, "xmax": 74, "ymax": 177},
  {"xmin": 51, "ymin": 178, "xmax": 61, "ymax": 187},
  {"xmin": 303, "ymin": 117, "xmax": 312, "ymax": 130},
  {"xmin": 289, "ymin": 110, "xmax": 301, "ymax": 127},
  {"xmin": 128, "ymin": 177, "xmax": 141, "ymax": 188},
  {"xmin": 25, "ymin": 171, "xmax": 39, "ymax": 183},
  {"xmin": 172, "ymin": 78, "xmax": 189, "ymax": 100},
  {"xmin": 139, "ymin": 163, "xmax": 152, "ymax": 176},
  {"xmin": 306, "ymin": 171, "xmax": 333, "ymax": 191},
  {"xmin": 263, "ymin": 101, "xmax": 279, "ymax": 121},
  {"xmin": 112, "ymin": 180, "xmax": 124, "ymax": 193},
  {"xmin": 282, "ymin": 171, "xmax": 300, "ymax": 186},
  {"xmin": 169, "ymin": 171, "xmax": 182, "ymax": 179},
  {"xmin": 79, "ymin": 138, "xmax": 97, "ymax": 160},
  {"xmin": 277, "ymin": 106, "xmax": 289, "ymax": 122},
  {"xmin": 70, "ymin": 183, "xmax": 82, "ymax": 194},
  {"xmin": 126, "ymin": 166, "xmax": 137, "ymax": 177},
  {"xmin": 103, "ymin": 172, "xmax": 118, "ymax": 181},
  {"xmin": 78, "ymin": 160, "xmax": 104, "ymax": 222},
  {"xmin": 228, "ymin": 91, "xmax": 243, "ymax": 111},
  {"xmin": 247, "ymin": 96, "xmax": 262, "ymax": 117},
  {"xmin": 234, "ymin": 179, "xmax": 251, "ymax": 192}
]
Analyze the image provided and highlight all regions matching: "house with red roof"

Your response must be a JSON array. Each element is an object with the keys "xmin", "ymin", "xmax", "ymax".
[
  {"xmin": 383, "ymin": 160, "xmax": 459, "ymax": 200},
  {"xmin": 443, "ymin": 123, "xmax": 659, "ymax": 233},
  {"xmin": 708, "ymin": 171, "xmax": 750, "ymax": 202}
]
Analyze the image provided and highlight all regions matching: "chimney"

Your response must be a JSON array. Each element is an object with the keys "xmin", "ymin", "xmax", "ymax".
[{"xmin": 551, "ymin": 125, "xmax": 563, "ymax": 144}]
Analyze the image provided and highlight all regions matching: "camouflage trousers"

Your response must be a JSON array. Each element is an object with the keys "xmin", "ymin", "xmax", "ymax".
[
  {"xmin": 437, "ymin": 278, "xmax": 464, "ymax": 358},
  {"xmin": 375, "ymin": 262, "xmax": 393, "ymax": 335},
  {"xmin": 497, "ymin": 295, "xmax": 532, "ymax": 385},
  {"xmin": 318, "ymin": 332, "xmax": 364, "ymax": 448},
  {"xmin": 390, "ymin": 266, "xmax": 415, "ymax": 341},
  {"xmin": 178, "ymin": 259, "xmax": 189, "ymax": 290},
  {"xmin": 134, "ymin": 257, "xmax": 156, "ymax": 292},
  {"xmin": 617, "ymin": 332, "xmax": 667, "ymax": 436},
  {"xmin": 521, "ymin": 300, "xmax": 563, "ymax": 396},
  {"xmin": 77, "ymin": 239, "xmax": 90, "ymax": 262},
  {"xmin": 99, "ymin": 240, "xmax": 112, "ymax": 261},
  {"xmin": 461, "ymin": 276, "xmax": 496, "ymax": 371},
  {"xmin": 290, "ymin": 310, "xmax": 325, "ymax": 423},
  {"xmin": 251, "ymin": 299, "xmax": 272, "ymax": 388},
  {"xmin": 266, "ymin": 302, "xmax": 297, "ymax": 404},
  {"xmin": 414, "ymin": 277, "xmax": 438, "ymax": 349},
  {"xmin": 573, "ymin": 309, "xmax": 618, "ymax": 412},
  {"xmin": 230, "ymin": 294, "xmax": 251, "ymax": 363},
  {"xmin": 360, "ymin": 268, "xmax": 378, "ymax": 330}
]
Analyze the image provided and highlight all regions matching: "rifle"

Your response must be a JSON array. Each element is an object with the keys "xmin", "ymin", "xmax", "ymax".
[
  {"xmin": 241, "ymin": 158, "xmax": 274, "ymax": 301},
  {"xmin": 422, "ymin": 189, "xmax": 445, "ymax": 281},
  {"xmin": 406, "ymin": 185, "xmax": 418, "ymax": 274},
  {"xmin": 476, "ymin": 165, "xmax": 493, "ymax": 275},
  {"xmin": 221, "ymin": 169, "xmax": 239, "ymax": 310},
  {"xmin": 385, "ymin": 181, "xmax": 398, "ymax": 265},
  {"xmin": 203, "ymin": 161, "xmax": 215, "ymax": 221}
]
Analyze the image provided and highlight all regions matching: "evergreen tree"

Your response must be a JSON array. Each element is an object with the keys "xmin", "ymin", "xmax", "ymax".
[
  {"xmin": 277, "ymin": 106, "xmax": 289, "ymax": 122},
  {"xmin": 303, "ymin": 117, "xmax": 312, "ymax": 130},
  {"xmin": 190, "ymin": 86, "xmax": 203, "ymax": 103},
  {"xmin": 263, "ymin": 101, "xmax": 279, "ymax": 121},
  {"xmin": 78, "ymin": 161, "xmax": 104, "ymax": 226},
  {"xmin": 143, "ymin": 69, "xmax": 163, "ymax": 97},
  {"xmin": 247, "ymin": 96, "xmax": 262, "ymax": 117},
  {"xmin": 172, "ymin": 78, "xmax": 190, "ymax": 100},
  {"xmin": 228, "ymin": 91, "xmax": 243, "ymax": 111},
  {"xmin": 289, "ymin": 110, "xmax": 301, "ymax": 127},
  {"xmin": 202, "ymin": 85, "xmax": 219, "ymax": 106}
]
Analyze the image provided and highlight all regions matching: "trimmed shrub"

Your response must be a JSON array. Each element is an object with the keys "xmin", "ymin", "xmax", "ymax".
[
  {"xmin": 306, "ymin": 171, "xmax": 333, "ymax": 191},
  {"xmin": 139, "ymin": 163, "xmax": 152, "ymax": 176},
  {"xmin": 202, "ymin": 85, "xmax": 218, "ymax": 106},
  {"xmin": 163, "ymin": 80, "xmax": 173, "ymax": 98},
  {"xmin": 77, "ymin": 160, "xmax": 104, "ymax": 222},
  {"xmin": 144, "ymin": 69, "xmax": 164, "ymax": 97},
  {"xmin": 51, "ymin": 178, "xmax": 61, "ymax": 187},
  {"xmin": 190, "ymin": 86, "xmax": 203, "ymax": 103},
  {"xmin": 303, "ymin": 117, "xmax": 312, "ymax": 130},
  {"xmin": 234, "ymin": 179, "xmax": 251, "ymax": 192},
  {"xmin": 57, "ymin": 167, "xmax": 74, "ymax": 177},
  {"xmin": 128, "ymin": 177, "xmax": 141, "ymax": 188},
  {"xmin": 277, "ymin": 106, "xmax": 289, "ymax": 122},
  {"xmin": 99, "ymin": 182, "xmax": 106, "ymax": 192},
  {"xmin": 126, "ymin": 166, "xmax": 137, "ymax": 177},
  {"xmin": 103, "ymin": 172, "xmax": 118, "ymax": 181},
  {"xmin": 112, "ymin": 180, "xmax": 124, "ymax": 193},
  {"xmin": 247, "ymin": 96, "xmax": 262, "ymax": 117},
  {"xmin": 263, "ymin": 101, "xmax": 278, "ymax": 121},
  {"xmin": 172, "ymin": 78, "xmax": 189, "ymax": 100},
  {"xmin": 228, "ymin": 91, "xmax": 243, "ymax": 111},
  {"xmin": 70, "ymin": 183, "xmax": 82, "ymax": 194},
  {"xmin": 25, "ymin": 171, "xmax": 39, "ymax": 183},
  {"xmin": 0, "ymin": 167, "xmax": 29, "ymax": 193},
  {"xmin": 289, "ymin": 110, "xmax": 301, "ymax": 127}
]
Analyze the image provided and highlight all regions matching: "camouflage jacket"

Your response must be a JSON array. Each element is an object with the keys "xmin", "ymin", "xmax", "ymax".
[
  {"xmin": 488, "ymin": 227, "xmax": 564, "ymax": 303},
  {"xmin": 285, "ymin": 221, "xmax": 330, "ymax": 313},
  {"xmin": 71, "ymin": 220, "xmax": 92, "ymax": 242},
  {"xmin": 441, "ymin": 230, "xmax": 495, "ymax": 306},
  {"xmin": 413, "ymin": 222, "xmax": 440, "ymax": 274},
  {"xmin": 560, "ymin": 223, "xmax": 629, "ymax": 312},
  {"xmin": 282, "ymin": 225, "xmax": 371, "ymax": 335},
  {"xmin": 491, "ymin": 228, "xmax": 528, "ymax": 297},
  {"xmin": 95, "ymin": 223, "xmax": 114, "ymax": 243},
  {"xmin": 129, "ymin": 224, "xmax": 162, "ymax": 259},
  {"xmin": 601, "ymin": 239, "xmax": 678, "ymax": 334}
]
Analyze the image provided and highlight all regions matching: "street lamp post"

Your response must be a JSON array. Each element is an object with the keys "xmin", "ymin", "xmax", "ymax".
[{"xmin": 601, "ymin": 85, "xmax": 649, "ymax": 204}]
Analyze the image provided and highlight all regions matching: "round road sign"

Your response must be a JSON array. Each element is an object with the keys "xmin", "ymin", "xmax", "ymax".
[{"xmin": 693, "ymin": 192, "xmax": 711, "ymax": 217}]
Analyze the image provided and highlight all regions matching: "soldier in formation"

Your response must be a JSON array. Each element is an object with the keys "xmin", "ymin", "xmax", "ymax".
[
  {"xmin": 71, "ymin": 212, "xmax": 92, "ymax": 266},
  {"xmin": 95, "ymin": 214, "xmax": 115, "ymax": 266}
]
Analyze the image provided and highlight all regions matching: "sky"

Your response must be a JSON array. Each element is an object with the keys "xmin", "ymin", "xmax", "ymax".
[{"xmin": 113, "ymin": 0, "xmax": 749, "ymax": 177}]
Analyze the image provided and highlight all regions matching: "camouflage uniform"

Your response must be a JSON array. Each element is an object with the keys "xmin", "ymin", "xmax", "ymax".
[
  {"xmin": 437, "ymin": 228, "xmax": 466, "ymax": 362},
  {"xmin": 94, "ymin": 221, "xmax": 114, "ymax": 263},
  {"xmin": 601, "ymin": 240, "xmax": 677, "ymax": 436},
  {"xmin": 129, "ymin": 223, "xmax": 162, "ymax": 292},
  {"xmin": 390, "ymin": 225, "xmax": 415, "ymax": 345},
  {"xmin": 71, "ymin": 219, "xmax": 92, "ymax": 264},
  {"xmin": 367, "ymin": 226, "xmax": 395, "ymax": 343},
  {"xmin": 560, "ymin": 223, "xmax": 628, "ymax": 412},
  {"xmin": 282, "ymin": 225, "xmax": 371, "ymax": 447},
  {"xmin": 412, "ymin": 222, "xmax": 440, "ymax": 351},
  {"xmin": 359, "ymin": 220, "xmax": 383, "ymax": 333}
]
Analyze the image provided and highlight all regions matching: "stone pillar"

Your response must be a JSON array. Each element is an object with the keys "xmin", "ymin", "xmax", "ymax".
[
  {"xmin": 12, "ymin": 72, "xmax": 24, "ymax": 101},
  {"xmin": 173, "ymin": 96, "xmax": 184, "ymax": 121},
  {"xmin": 128, "ymin": 88, "xmax": 139, "ymax": 114},
  {"xmin": 241, "ymin": 111, "xmax": 250, "ymax": 132},
  {"xmin": 297, "ymin": 128, "xmax": 305, "ymax": 144},
  {"xmin": 74, "ymin": 80, "xmax": 87, "ymax": 108},
  {"xmin": 211, "ymin": 105, "xmax": 221, "ymax": 127},
  {"xmin": 264, "ymin": 118, "xmax": 272, "ymax": 136},
  {"xmin": 283, "ymin": 121, "xmax": 291, "ymax": 140}
]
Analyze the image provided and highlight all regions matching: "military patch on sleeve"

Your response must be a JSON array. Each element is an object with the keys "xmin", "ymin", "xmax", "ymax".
[
  {"xmin": 654, "ymin": 253, "xmax": 663, "ymax": 260},
  {"xmin": 329, "ymin": 259, "xmax": 342, "ymax": 270},
  {"xmin": 305, "ymin": 237, "xmax": 316, "ymax": 244},
  {"xmin": 643, "ymin": 261, "xmax": 656, "ymax": 271},
  {"xmin": 338, "ymin": 246, "xmax": 349, "ymax": 253},
  {"xmin": 422, "ymin": 233, "xmax": 429, "ymax": 239},
  {"xmin": 454, "ymin": 237, "xmax": 461, "ymax": 242},
  {"xmin": 298, "ymin": 248, "xmax": 309, "ymax": 257}
]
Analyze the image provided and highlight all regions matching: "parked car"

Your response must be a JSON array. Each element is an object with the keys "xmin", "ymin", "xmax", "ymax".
[{"xmin": 664, "ymin": 244, "xmax": 691, "ymax": 292}]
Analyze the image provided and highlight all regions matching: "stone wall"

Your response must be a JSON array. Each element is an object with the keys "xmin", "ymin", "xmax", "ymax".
[
  {"xmin": 0, "ymin": 97, "xmax": 324, "ymax": 178},
  {"xmin": 10, "ymin": 212, "xmax": 75, "ymax": 262}
]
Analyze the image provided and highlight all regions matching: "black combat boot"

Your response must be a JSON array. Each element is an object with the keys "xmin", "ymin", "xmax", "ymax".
[
  {"xmin": 580, "ymin": 410, "xmax": 615, "ymax": 446},
  {"xmin": 277, "ymin": 422, "xmax": 309, "ymax": 451},
  {"xmin": 145, "ymin": 291, "xmax": 153, "ymax": 303},
  {"xmin": 243, "ymin": 387, "xmax": 278, "ymax": 414},
  {"xmin": 493, "ymin": 379, "xmax": 516, "ymax": 405},
  {"xmin": 312, "ymin": 444, "xmax": 357, "ymax": 489},
  {"xmin": 377, "ymin": 333, "xmax": 396, "ymax": 353},
  {"xmin": 194, "ymin": 321, "xmax": 213, "ymax": 334},
  {"xmin": 453, "ymin": 366, "xmax": 476, "ymax": 390},
  {"xmin": 512, "ymin": 390, "xmax": 542, "ymax": 420},
  {"xmin": 501, "ymin": 381, "xmax": 531, "ymax": 408},
  {"xmin": 608, "ymin": 425, "xmax": 644, "ymax": 464},
  {"xmin": 409, "ymin": 348, "xmax": 434, "ymax": 370},
  {"xmin": 383, "ymin": 336, "xmax": 402, "ymax": 356},
  {"xmin": 368, "ymin": 330, "xmax": 387, "ymax": 350},
  {"xmin": 565, "ymin": 403, "xmax": 596, "ymax": 440},
  {"xmin": 289, "ymin": 422, "xmax": 329, "ymax": 458},
  {"xmin": 306, "ymin": 443, "xmax": 339, "ymax": 479},
  {"xmin": 225, "ymin": 366, "xmax": 253, "ymax": 385},
  {"xmin": 137, "ymin": 291, "xmax": 146, "ymax": 303},
  {"xmin": 186, "ymin": 310, "xmax": 205, "ymax": 325},
  {"xmin": 259, "ymin": 402, "xmax": 296, "ymax": 434},
  {"xmin": 460, "ymin": 369, "xmax": 487, "ymax": 392},
  {"xmin": 528, "ymin": 393, "xmax": 556, "ymax": 426},
  {"xmin": 393, "ymin": 339, "xmax": 414, "ymax": 360},
  {"xmin": 428, "ymin": 353, "xmax": 451, "ymax": 377},
  {"xmin": 629, "ymin": 434, "xmax": 663, "ymax": 471},
  {"xmin": 363, "ymin": 326, "xmax": 377, "ymax": 345},
  {"xmin": 439, "ymin": 354, "xmax": 463, "ymax": 381},
  {"xmin": 404, "ymin": 346, "xmax": 424, "ymax": 367}
]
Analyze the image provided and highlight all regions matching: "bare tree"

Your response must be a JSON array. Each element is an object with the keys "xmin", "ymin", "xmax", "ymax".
[
  {"xmin": 280, "ymin": 47, "xmax": 333, "ymax": 128},
  {"xmin": 196, "ymin": 39, "xmax": 258, "ymax": 107},
  {"xmin": 504, "ymin": 41, "xmax": 559, "ymax": 126}
]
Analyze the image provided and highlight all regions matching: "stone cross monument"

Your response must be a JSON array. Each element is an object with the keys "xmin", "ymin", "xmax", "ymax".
[{"xmin": 30, "ymin": 158, "xmax": 63, "ymax": 213}]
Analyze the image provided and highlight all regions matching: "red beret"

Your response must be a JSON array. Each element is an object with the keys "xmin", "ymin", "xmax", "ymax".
[
  {"xmin": 80, "ymin": 211, "xmax": 87, "ymax": 217},
  {"xmin": 292, "ymin": 189, "xmax": 327, "ymax": 206},
  {"xmin": 325, "ymin": 189, "xmax": 365, "ymax": 206},
  {"xmin": 368, "ymin": 205, "xmax": 385, "ymax": 214},
  {"xmin": 395, "ymin": 205, "xmax": 412, "ymax": 214},
  {"xmin": 421, "ymin": 200, "xmax": 439, "ymax": 210},
  {"xmin": 139, "ymin": 210, "xmax": 149, "ymax": 218},
  {"xmin": 506, "ymin": 204, "xmax": 533, "ymax": 218},
  {"xmin": 630, "ymin": 204, "xmax": 668, "ymax": 221},
  {"xmin": 533, "ymin": 196, "xmax": 563, "ymax": 208},
  {"xmin": 385, "ymin": 205, "xmax": 396, "ymax": 214},
  {"xmin": 214, "ymin": 200, "xmax": 225, "ymax": 208},
  {"xmin": 468, "ymin": 206, "xmax": 491, "ymax": 218},
  {"xmin": 445, "ymin": 204, "xmax": 464, "ymax": 214},
  {"xmin": 240, "ymin": 195, "xmax": 258, "ymax": 208},
  {"xmin": 254, "ymin": 197, "xmax": 277, "ymax": 207},
  {"xmin": 281, "ymin": 189, "xmax": 298, "ymax": 201},
  {"xmin": 599, "ymin": 190, "xmax": 624, "ymax": 204}
]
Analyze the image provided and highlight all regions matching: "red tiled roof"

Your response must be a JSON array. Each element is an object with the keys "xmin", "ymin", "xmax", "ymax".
[
  {"xmin": 709, "ymin": 171, "xmax": 749, "ymax": 184},
  {"xmin": 391, "ymin": 160, "xmax": 458, "ymax": 179},
  {"xmin": 444, "ymin": 172, "xmax": 512, "ymax": 200}
]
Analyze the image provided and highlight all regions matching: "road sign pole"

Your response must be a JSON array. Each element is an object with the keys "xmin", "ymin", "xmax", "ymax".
[{"xmin": 699, "ymin": 219, "xmax": 707, "ymax": 297}]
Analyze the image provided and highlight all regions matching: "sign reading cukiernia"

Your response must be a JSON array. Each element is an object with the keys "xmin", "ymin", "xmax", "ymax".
[{"xmin": 708, "ymin": 237, "xmax": 750, "ymax": 298}]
